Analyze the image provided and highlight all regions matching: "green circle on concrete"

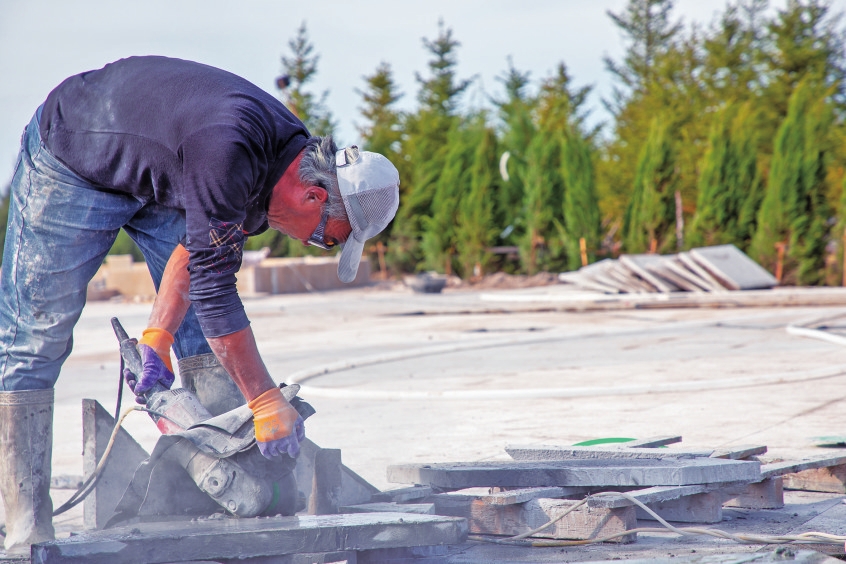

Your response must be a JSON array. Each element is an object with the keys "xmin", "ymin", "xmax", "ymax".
[{"xmin": 573, "ymin": 437, "xmax": 636, "ymax": 446}]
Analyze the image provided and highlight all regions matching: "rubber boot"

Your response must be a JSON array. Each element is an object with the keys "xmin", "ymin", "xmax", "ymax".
[
  {"xmin": 0, "ymin": 389, "xmax": 55, "ymax": 555},
  {"xmin": 178, "ymin": 353, "xmax": 246, "ymax": 417}
]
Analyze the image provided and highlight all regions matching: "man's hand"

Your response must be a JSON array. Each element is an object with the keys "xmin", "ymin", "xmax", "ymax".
[
  {"xmin": 125, "ymin": 344, "xmax": 176, "ymax": 403},
  {"xmin": 248, "ymin": 387, "xmax": 305, "ymax": 458}
]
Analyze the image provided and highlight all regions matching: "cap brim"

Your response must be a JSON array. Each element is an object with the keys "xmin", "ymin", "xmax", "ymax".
[{"xmin": 337, "ymin": 235, "xmax": 366, "ymax": 283}]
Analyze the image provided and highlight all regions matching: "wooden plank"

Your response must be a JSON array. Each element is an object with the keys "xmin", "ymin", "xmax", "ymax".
[
  {"xmin": 782, "ymin": 465, "xmax": 846, "ymax": 494},
  {"xmin": 710, "ymin": 445, "xmax": 768, "ymax": 460},
  {"xmin": 340, "ymin": 502, "xmax": 435, "ymax": 515},
  {"xmin": 480, "ymin": 487, "xmax": 567, "ymax": 505},
  {"xmin": 760, "ymin": 453, "xmax": 846, "ymax": 479},
  {"xmin": 432, "ymin": 496, "xmax": 636, "ymax": 543},
  {"xmin": 724, "ymin": 477, "xmax": 784, "ymax": 509},
  {"xmin": 506, "ymin": 444, "xmax": 712, "ymax": 461},
  {"xmin": 624, "ymin": 436, "xmax": 683, "ymax": 448},
  {"xmin": 387, "ymin": 458, "xmax": 761, "ymax": 489},
  {"xmin": 689, "ymin": 245, "xmax": 777, "ymax": 290},
  {"xmin": 32, "ymin": 513, "xmax": 468, "ymax": 564}
]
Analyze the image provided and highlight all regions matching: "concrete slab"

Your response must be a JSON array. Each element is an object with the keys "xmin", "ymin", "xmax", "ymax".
[
  {"xmin": 506, "ymin": 445, "xmax": 712, "ymax": 461},
  {"xmin": 387, "ymin": 459, "xmax": 761, "ymax": 489},
  {"xmin": 32, "ymin": 513, "xmax": 468, "ymax": 564},
  {"xmin": 689, "ymin": 245, "xmax": 778, "ymax": 290}
]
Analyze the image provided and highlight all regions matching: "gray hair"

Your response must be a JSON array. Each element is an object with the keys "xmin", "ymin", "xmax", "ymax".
[{"xmin": 299, "ymin": 136, "xmax": 348, "ymax": 221}]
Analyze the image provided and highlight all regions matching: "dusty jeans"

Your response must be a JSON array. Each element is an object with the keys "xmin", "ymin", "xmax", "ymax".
[{"xmin": 0, "ymin": 107, "xmax": 210, "ymax": 390}]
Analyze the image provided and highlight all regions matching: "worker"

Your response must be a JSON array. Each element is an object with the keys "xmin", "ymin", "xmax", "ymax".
[{"xmin": 0, "ymin": 56, "xmax": 400, "ymax": 554}]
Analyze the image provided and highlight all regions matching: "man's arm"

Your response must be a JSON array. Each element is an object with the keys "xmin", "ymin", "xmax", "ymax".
[{"xmin": 148, "ymin": 244, "xmax": 192, "ymax": 335}]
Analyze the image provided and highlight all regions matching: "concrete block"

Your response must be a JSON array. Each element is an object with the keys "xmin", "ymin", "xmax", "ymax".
[
  {"xmin": 296, "ymin": 439, "xmax": 379, "ymax": 514},
  {"xmin": 370, "ymin": 486, "xmax": 434, "ymax": 503},
  {"xmin": 480, "ymin": 487, "xmax": 566, "ymax": 505},
  {"xmin": 636, "ymin": 491, "xmax": 724, "ymax": 524},
  {"xmin": 33, "ymin": 513, "xmax": 467, "ymax": 564},
  {"xmin": 357, "ymin": 545, "xmax": 447, "ymax": 564},
  {"xmin": 221, "ymin": 551, "xmax": 357, "ymax": 564},
  {"xmin": 237, "ymin": 257, "xmax": 371, "ymax": 295},
  {"xmin": 310, "ymin": 448, "xmax": 343, "ymax": 515},
  {"xmin": 82, "ymin": 399, "xmax": 150, "ymax": 530},
  {"xmin": 724, "ymin": 477, "xmax": 784, "ymax": 509},
  {"xmin": 388, "ymin": 458, "xmax": 761, "ymax": 489},
  {"xmin": 761, "ymin": 453, "xmax": 846, "ymax": 479}
]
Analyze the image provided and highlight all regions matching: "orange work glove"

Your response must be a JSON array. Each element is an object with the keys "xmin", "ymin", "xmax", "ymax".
[
  {"xmin": 138, "ymin": 327, "xmax": 174, "ymax": 372},
  {"xmin": 248, "ymin": 387, "xmax": 305, "ymax": 458}
]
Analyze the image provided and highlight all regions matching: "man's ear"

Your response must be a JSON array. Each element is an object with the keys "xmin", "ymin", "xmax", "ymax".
[{"xmin": 304, "ymin": 186, "xmax": 328, "ymax": 204}]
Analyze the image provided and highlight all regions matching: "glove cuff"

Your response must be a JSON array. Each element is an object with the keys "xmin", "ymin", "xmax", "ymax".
[
  {"xmin": 249, "ymin": 387, "xmax": 294, "ymax": 442},
  {"xmin": 139, "ymin": 327, "xmax": 174, "ymax": 372}
]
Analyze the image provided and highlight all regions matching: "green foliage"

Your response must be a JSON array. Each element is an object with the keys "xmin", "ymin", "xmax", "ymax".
[
  {"xmin": 279, "ymin": 22, "xmax": 337, "ymax": 138},
  {"xmin": 108, "ymin": 229, "xmax": 144, "ymax": 262},
  {"xmin": 561, "ymin": 128, "xmax": 602, "ymax": 270},
  {"xmin": 688, "ymin": 101, "xmax": 764, "ymax": 249},
  {"xmin": 456, "ymin": 119, "xmax": 500, "ymax": 278},
  {"xmin": 750, "ymin": 79, "xmax": 834, "ymax": 284},
  {"xmin": 622, "ymin": 116, "xmax": 679, "ymax": 254},
  {"xmin": 389, "ymin": 20, "xmax": 471, "ymax": 273}
]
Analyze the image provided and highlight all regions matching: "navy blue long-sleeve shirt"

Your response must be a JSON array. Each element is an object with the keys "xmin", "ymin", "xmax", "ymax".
[{"xmin": 39, "ymin": 56, "xmax": 309, "ymax": 338}]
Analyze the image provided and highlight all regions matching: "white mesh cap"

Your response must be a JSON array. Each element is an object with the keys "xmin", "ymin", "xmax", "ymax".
[{"xmin": 336, "ymin": 147, "xmax": 400, "ymax": 283}]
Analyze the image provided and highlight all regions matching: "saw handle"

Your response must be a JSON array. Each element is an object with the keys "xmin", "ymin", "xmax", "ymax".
[{"xmin": 111, "ymin": 317, "xmax": 168, "ymax": 398}]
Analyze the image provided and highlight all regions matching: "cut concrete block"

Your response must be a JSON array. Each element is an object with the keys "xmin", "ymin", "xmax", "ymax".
[
  {"xmin": 82, "ymin": 399, "xmax": 150, "ymax": 530},
  {"xmin": 388, "ymin": 458, "xmax": 761, "ymax": 489},
  {"xmin": 586, "ymin": 483, "xmax": 748, "ymax": 509},
  {"xmin": 636, "ymin": 491, "xmax": 724, "ymax": 524},
  {"xmin": 222, "ymin": 552, "xmax": 357, "ymax": 564},
  {"xmin": 296, "ymin": 439, "xmax": 379, "ymax": 513},
  {"xmin": 677, "ymin": 252, "xmax": 730, "ymax": 292},
  {"xmin": 310, "ymin": 448, "xmax": 342, "ymax": 515},
  {"xmin": 432, "ymin": 495, "xmax": 636, "ymax": 542},
  {"xmin": 724, "ymin": 477, "xmax": 784, "ymax": 509},
  {"xmin": 689, "ymin": 244, "xmax": 778, "ymax": 290},
  {"xmin": 370, "ymin": 486, "xmax": 434, "ymax": 503},
  {"xmin": 624, "ymin": 436, "xmax": 683, "ymax": 448},
  {"xmin": 481, "ymin": 486, "xmax": 566, "ymax": 505},
  {"xmin": 340, "ymin": 502, "xmax": 435, "ymax": 515},
  {"xmin": 32, "ymin": 513, "xmax": 468, "ymax": 564},
  {"xmin": 710, "ymin": 445, "xmax": 767, "ymax": 460},
  {"xmin": 760, "ymin": 453, "xmax": 846, "ymax": 479},
  {"xmin": 357, "ymin": 546, "xmax": 447, "ymax": 564},
  {"xmin": 506, "ymin": 444, "xmax": 712, "ymax": 461}
]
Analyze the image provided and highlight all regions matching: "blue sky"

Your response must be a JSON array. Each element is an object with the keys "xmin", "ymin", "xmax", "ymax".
[{"xmin": 1, "ymin": 0, "xmax": 829, "ymax": 189}]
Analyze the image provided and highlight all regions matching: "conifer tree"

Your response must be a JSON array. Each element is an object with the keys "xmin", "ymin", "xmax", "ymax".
[
  {"xmin": 491, "ymin": 60, "xmax": 536, "ymax": 251},
  {"xmin": 560, "ymin": 127, "xmax": 601, "ymax": 270},
  {"xmin": 622, "ymin": 116, "xmax": 678, "ymax": 254},
  {"xmin": 750, "ymin": 79, "xmax": 834, "ymax": 284},
  {"xmin": 688, "ymin": 102, "xmax": 764, "ymax": 249},
  {"xmin": 278, "ymin": 22, "xmax": 337, "ymax": 138},
  {"xmin": 0, "ymin": 184, "xmax": 10, "ymax": 264},
  {"xmin": 456, "ymin": 118, "xmax": 499, "ymax": 278},
  {"xmin": 390, "ymin": 21, "xmax": 471, "ymax": 272}
]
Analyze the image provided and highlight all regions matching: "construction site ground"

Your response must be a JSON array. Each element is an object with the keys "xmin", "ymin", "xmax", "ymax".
[{"xmin": 7, "ymin": 279, "xmax": 846, "ymax": 562}]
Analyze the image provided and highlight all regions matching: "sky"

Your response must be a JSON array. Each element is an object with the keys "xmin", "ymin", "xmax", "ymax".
[{"xmin": 1, "ymin": 0, "xmax": 839, "ymax": 190}]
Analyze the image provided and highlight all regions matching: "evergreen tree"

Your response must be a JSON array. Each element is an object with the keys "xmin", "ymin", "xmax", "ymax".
[
  {"xmin": 622, "ymin": 116, "xmax": 679, "ymax": 254},
  {"xmin": 491, "ymin": 60, "xmax": 536, "ymax": 252},
  {"xmin": 456, "ymin": 118, "xmax": 499, "ymax": 278},
  {"xmin": 278, "ymin": 22, "xmax": 337, "ymax": 138},
  {"xmin": 750, "ymin": 79, "xmax": 834, "ymax": 284},
  {"xmin": 420, "ymin": 123, "xmax": 474, "ymax": 273},
  {"xmin": 519, "ymin": 64, "xmax": 580, "ymax": 274},
  {"xmin": 688, "ymin": 101, "xmax": 764, "ymax": 249},
  {"xmin": 389, "ymin": 20, "xmax": 471, "ymax": 272},
  {"xmin": 560, "ymin": 127, "xmax": 602, "ymax": 270}
]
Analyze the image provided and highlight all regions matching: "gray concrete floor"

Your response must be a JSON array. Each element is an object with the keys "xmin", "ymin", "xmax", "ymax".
[{"xmin": 6, "ymin": 282, "xmax": 846, "ymax": 561}]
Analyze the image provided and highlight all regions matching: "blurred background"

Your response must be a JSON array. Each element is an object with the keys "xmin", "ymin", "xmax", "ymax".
[{"xmin": 2, "ymin": 0, "xmax": 845, "ymax": 286}]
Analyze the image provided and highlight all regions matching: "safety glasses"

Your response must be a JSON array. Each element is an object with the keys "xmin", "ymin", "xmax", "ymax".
[{"xmin": 306, "ymin": 207, "xmax": 336, "ymax": 250}]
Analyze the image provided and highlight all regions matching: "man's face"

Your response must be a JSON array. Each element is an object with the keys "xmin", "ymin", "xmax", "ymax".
[{"xmin": 268, "ymin": 185, "xmax": 352, "ymax": 247}]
